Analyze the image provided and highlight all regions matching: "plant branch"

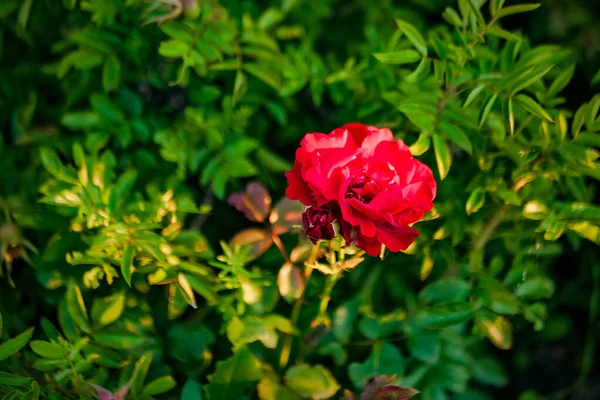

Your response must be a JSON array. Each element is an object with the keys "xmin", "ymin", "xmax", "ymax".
[
  {"xmin": 473, "ymin": 205, "xmax": 507, "ymax": 252},
  {"xmin": 279, "ymin": 245, "xmax": 318, "ymax": 369}
]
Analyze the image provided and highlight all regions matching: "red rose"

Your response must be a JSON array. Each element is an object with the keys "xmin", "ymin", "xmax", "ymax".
[{"xmin": 285, "ymin": 123, "xmax": 436, "ymax": 256}]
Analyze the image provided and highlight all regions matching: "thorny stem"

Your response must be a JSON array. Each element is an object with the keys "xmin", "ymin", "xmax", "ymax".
[{"xmin": 279, "ymin": 246, "xmax": 318, "ymax": 369}]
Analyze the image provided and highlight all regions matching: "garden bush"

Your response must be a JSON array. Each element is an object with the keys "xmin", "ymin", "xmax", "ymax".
[{"xmin": 1, "ymin": 0, "xmax": 599, "ymax": 399}]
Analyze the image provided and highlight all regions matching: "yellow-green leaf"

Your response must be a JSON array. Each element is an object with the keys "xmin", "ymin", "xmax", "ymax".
[
  {"xmin": 432, "ymin": 133, "xmax": 451, "ymax": 179},
  {"xmin": 373, "ymin": 50, "xmax": 421, "ymax": 65},
  {"xmin": 409, "ymin": 133, "xmax": 431, "ymax": 156},
  {"xmin": 142, "ymin": 376, "xmax": 177, "ymax": 396},
  {"xmin": 466, "ymin": 188, "xmax": 485, "ymax": 215}
]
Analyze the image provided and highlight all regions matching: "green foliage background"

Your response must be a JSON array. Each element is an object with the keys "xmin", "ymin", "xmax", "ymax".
[{"xmin": 1, "ymin": 0, "xmax": 599, "ymax": 399}]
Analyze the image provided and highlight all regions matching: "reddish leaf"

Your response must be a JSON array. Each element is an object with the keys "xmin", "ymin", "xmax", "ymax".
[
  {"xmin": 277, "ymin": 262, "xmax": 305, "ymax": 301},
  {"xmin": 269, "ymin": 197, "xmax": 304, "ymax": 235},
  {"xmin": 360, "ymin": 376, "xmax": 396, "ymax": 400},
  {"xmin": 114, "ymin": 379, "xmax": 133, "ymax": 400},
  {"xmin": 228, "ymin": 182, "xmax": 271, "ymax": 222},
  {"xmin": 372, "ymin": 386, "xmax": 419, "ymax": 400},
  {"xmin": 89, "ymin": 384, "xmax": 114, "ymax": 400},
  {"xmin": 230, "ymin": 228, "xmax": 273, "ymax": 260}
]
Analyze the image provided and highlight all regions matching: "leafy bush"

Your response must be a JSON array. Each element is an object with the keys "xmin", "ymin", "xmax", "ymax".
[{"xmin": 1, "ymin": 0, "xmax": 599, "ymax": 399}]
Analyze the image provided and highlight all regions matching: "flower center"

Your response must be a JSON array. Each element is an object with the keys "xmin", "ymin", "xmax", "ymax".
[{"xmin": 345, "ymin": 175, "xmax": 382, "ymax": 204}]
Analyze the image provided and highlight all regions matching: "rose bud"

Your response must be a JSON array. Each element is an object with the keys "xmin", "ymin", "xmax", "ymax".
[{"xmin": 302, "ymin": 207, "xmax": 337, "ymax": 243}]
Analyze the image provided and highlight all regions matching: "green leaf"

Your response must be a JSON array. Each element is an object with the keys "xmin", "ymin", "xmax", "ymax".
[
  {"xmin": 0, "ymin": 313, "xmax": 3, "ymax": 341},
  {"xmin": 159, "ymin": 40, "xmax": 189, "ymax": 58},
  {"xmin": 92, "ymin": 328, "xmax": 148, "ymax": 349},
  {"xmin": 586, "ymin": 94, "xmax": 600, "ymax": 130},
  {"xmin": 432, "ymin": 133, "xmax": 451, "ymax": 180},
  {"xmin": 547, "ymin": 64, "xmax": 575, "ymax": 99},
  {"xmin": 30, "ymin": 341, "xmax": 65, "ymax": 359},
  {"xmin": 479, "ymin": 93, "xmax": 498, "ymax": 127},
  {"xmin": 91, "ymin": 293, "xmax": 125, "ymax": 328},
  {"xmin": 472, "ymin": 358, "xmax": 508, "ymax": 387},
  {"xmin": 33, "ymin": 358, "xmax": 69, "ymax": 371},
  {"xmin": 257, "ymin": 148, "xmax": 292, "ymax": 172},
  {"xmin": 496, "ymin": 3, "xmax": 541, "ymax": 19},
  {"xmin": 232, "ymin": 70, "xmax": 247, "ymax": 106},
  {"xmin": 373, "ymin": 50, "xmax": 421, "ymax": 65},
  {"xmin": 243, "ymin": 63, "xmax": 282, "ymax": 90},
  {"xmin": 205, "ymin": 346, "xmax": 263, "ymax": 400},
  {"xmin": 348, "ymin": 343, "xmax": 404, "ymax": 389},
  {"xmin": 572, "ymin": 103, "xmax": 588, "ymax": 138},
  {"xmin": 181, "ymin": 380, "xmax": 203, "ymax": 400},
  {"xmin": 90, "ymin": 94, "xmax": 124, "ymax": 124},
  {"xmin": 405, "ymin": 57, "xmax": 431, "ymax": 83},
  {"xmin": 467, "ymin": 0, "xmax": 485, "ymax": 25},
  {"xmin": 515, "ymin": 277, "xmax": 555, "ymax": 300},
  {"xmin": 66, "ymin": 282, "xmax": 91, "ymax": 334},
  {"xmin": 102, "ymin": 56, "xmax": 121, "ymax": 92},
  {"xmin": 284, "ymin": 364, "xmax": 340, "ymax": 400},
  {"xmin": 486, "ymin": 26, "xmax": 521, "ymax": 42},
  {"xmin": 395, "ymin": 19, "xmax": 427, "ymax": 56},
  {"xmin": 419, "ymin": 278, "xmax": 471, "ymax": 303},
  {"xmin": 466, "ymin": 188, "xmax": 485, "ymax": 215},
  {"xmin": 407, "ymin": 330, "xmax": 440, "ymax": 363},
  {"xmin": 443, "ymin": 7, "xmax": 463, "ymax": 27},
  {"xmin": 160, "ymin": 22, "xmax": 194, "ymax": 42},
  {"xmin": 578, "ymin": 132, "xmax": 600, "ymax": 147},
  {"xmin": 415, "ymin": 302, "xmax": 473, "ymax": 329},
  {"xmin": 462, "ymin": 84, "xmax": 485, "ymax": 109},
  {"xmin": 511, "ymin": 65, "xmax": 553, "ymax": 94},
  {"xmin": 61, "ymin": 111, "xmax": 102, "ymax": 130},
  {"xmin": 439, "ymin": 122, "xmax": 472, "ymax": 154},
  {"xmin": 39, "ymin": 147, "xmax": 77, "ymax": 183},
  {"xmin": 0, "ymin": 372, "xmax": 31, "ymax": 386},
  {"xmin": 132, "ymin": 352, "xmax": 154, "ymax": 396},
  {"xmin": 257, "ymin": 8, "xmax": 284, "ymax": 31},
  {"xmin": 142, "ymin": 376, "xmax": 177, "ymax": 396},
  {"xmin": 515, "ymin": 94, "xmax": 554, "ymax": 122},
  {"xmin": 0, "ymin": 327, "xmax": 34, "ymax": 361},
  {"xmin": 333, "ymin": 299, "xmax": 361, "ymax": 343},
  {"xmin": 121, "ymin": 245, "xmax": 134, "ymax": 287}
]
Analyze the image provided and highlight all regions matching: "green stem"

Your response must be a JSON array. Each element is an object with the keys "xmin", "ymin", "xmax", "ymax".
[
  {"xmin": 279, "ymin": 246, "xmax": 318, "ymax": 369},
  {"xmin": 317, "ymin": 271, "xmax": 342, "ymax": 321}
]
